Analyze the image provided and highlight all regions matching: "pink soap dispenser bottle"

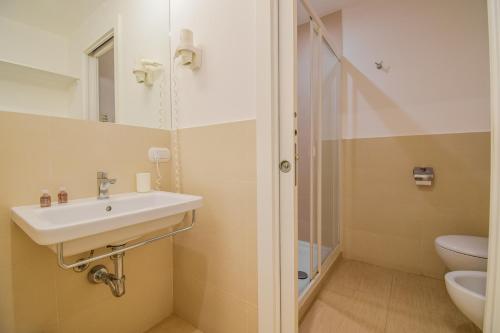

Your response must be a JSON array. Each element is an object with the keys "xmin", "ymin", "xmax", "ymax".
[
  {"xmin": 40, "ymin": 189, "xmax": 51, "ymax": 208},
  {"xmin": 58, "ymin": 187, "xmax": 68, "ymax": 204}
]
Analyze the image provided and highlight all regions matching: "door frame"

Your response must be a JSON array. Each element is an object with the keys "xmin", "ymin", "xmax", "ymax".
[
  {"xmin": 257, "ymin": 0, "xmax": 299, "ymax": 331},
  {"xmin": 81, "ymin": 16, "xmax": 121, "ymax": 123},
  {"xmin": 256, "ymin": 0, "xmax": 340, "ymax": 331},
  {"xmin": 256, "ymin": 0, "xmax": 281, "ymax": 332},
  {"xmin": 277, "ymin": 0, "xmax": 299, "ymax": 331},
  {"xmin": 485, "ymin": 0, "xmax": 500, "ymax": 331}
]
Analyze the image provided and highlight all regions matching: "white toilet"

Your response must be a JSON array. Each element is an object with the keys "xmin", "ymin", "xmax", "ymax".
[
  {"xmin": 435, "ymin": 235, "xmax": 488, "ymax": 271},
  {"xmin": 445, "ymin": 271, "xmax": 487, "ymax": 329}
]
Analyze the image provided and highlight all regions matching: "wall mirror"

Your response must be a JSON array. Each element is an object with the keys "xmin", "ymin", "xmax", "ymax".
[{"xmin": 0, "ymin": 0, "xmax": 171, "ymax": 129}]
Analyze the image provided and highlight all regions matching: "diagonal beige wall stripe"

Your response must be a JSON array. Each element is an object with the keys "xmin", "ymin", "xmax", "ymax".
[{"xmin": 342, "ymin": 132, "xmax": 490, "ymax": 278}]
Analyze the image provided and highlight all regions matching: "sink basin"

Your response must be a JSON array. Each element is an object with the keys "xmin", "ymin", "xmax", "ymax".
[{"xmin": 11, "ymin": 191, "xmax": 203, "ymax": 256}]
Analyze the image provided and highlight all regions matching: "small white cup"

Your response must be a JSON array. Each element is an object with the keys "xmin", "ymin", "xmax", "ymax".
[{"xmin": 136, "ymin": 172, "xmax": 151, "ymax": 193}]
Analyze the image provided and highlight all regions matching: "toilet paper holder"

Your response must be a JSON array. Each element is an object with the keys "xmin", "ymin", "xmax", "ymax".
[{"xmin": 413, "ymin": 167, "xmax": 434, "ymax": 186}]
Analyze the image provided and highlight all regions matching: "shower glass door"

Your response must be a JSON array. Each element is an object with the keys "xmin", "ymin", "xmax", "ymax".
[
  {"xmin": 319, "ymin": 36, "xmax": 341, "ymax": 265},
  {"xmin": 297, "ymin": 8, "xmax": 313, "ymax": 295},
  {"xmin": 297, "ymin": 3, "xmax": 341, "ymax": 298}
]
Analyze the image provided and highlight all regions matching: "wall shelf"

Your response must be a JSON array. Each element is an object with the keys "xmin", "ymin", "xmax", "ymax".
[{"xmin": 0, "ymin": 59, "xmax": 79, "ymax": 87}]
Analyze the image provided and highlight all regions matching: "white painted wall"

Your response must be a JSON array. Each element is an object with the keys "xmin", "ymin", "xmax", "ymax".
[
  {"xmin": 69, "ymin": 0, "xmax": 171, "ymax": 128},
  {"xmin": 170, "ymin": 0, "xmax": 257, "ymax": 128},
  {"xmin": 0, "ymin": 75, "xmax": 74, "ymax": 118},
  {"xmin": 340, "ymin": 0, "xmax": 490, "ymax": 139},
  {"xmin": 0, "ymin": 17, "xmax": 70, "ymax": 74},
  {"xmin": 0, "ymin": 17, "xmax": 76, "ymax": 118}
]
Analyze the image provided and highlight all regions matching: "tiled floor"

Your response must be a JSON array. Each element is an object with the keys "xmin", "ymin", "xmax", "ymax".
[
  {"xmin": 300, "ymin": 259, "xmax": 482, "ymax": 333},
  {"xmin": 146, "ymin": 315, "xmax": 203, "ymax": 333}
]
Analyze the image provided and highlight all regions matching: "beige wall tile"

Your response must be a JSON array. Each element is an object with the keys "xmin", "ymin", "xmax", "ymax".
[
  {"xmin": 344, "ymin": 228, "xmax": 422, "ymax": 274},
  {"xmin": 3, "ymin": 115, "xmax": 257, "ymax": 332},
  {"xmin": 174, "ymin": 120, "xmax": 256, "ymax": 184},
  {"xmin": 245, "ymin": 304, "xmax": 258, "ymax": 333},
  {"xmin": 56, "ymin": 239, "xmax": 174, "ymax": 333},
  {"xmin": 0, "ymin": 211, "xmax": 13, "ymax": 329},
  {"xmin": 0, "ymin": 112, "xmax": 172, "ymax": 332},
  {"xmin": 172, "ymin": 179, "xmax": 256, "ymax": 305},
  {"xmin": 342, "ymin": 132, "xmax": 490, "ymax": 277},
  {"xmin": 173, "ymin": 271, "xmax": 248, "ymax": 333},
  {"xmin": 11, "ymin": 227, "xmax": 59, "ymax": 333},
  {"xmin": 173, "ymin": 120, "xmax": 258, "ymax": 333}
]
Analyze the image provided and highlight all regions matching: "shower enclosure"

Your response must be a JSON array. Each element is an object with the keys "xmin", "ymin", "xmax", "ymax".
[{"xmin": 297, "ymin": 0, "xmax": 342, "ymax": 301}]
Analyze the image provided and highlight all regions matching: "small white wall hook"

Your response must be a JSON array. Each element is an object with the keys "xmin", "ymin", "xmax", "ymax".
[
  {"xmin": 375, "ymin": 60, "xmax": 383, "ymax": 70},
  {"xmin": 133, "ymin": 59, "xmax": 163, "ymax": 86}
]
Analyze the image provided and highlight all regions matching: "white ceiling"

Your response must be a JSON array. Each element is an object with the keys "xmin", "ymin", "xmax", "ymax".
[
  {"xmin": 298, "ymin": 0, "xmax": 365, "ymax": 24},
  {"xmin": 0, "ymin": 0, "xmax": 107, "ymax": 37}
]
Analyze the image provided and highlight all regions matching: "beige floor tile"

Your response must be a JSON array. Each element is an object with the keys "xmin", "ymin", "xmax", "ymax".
[
  {"xmin": 300, "ymin": 259, "xmax": 480, "ymax": 333},
  {"xmin": 317, "ymin": 288, "xmax": 356, "ymax": 318},
  {"xmin": 319, "ymin": 287, "xmax": 388, "ymax": 332},
  {"xmin": 146, "ymin": 315, "xmax": 202, "ymax": 333},
  {"xmin": 322, "ymin": 258, "xmax": 393, "ymax": 302},
  {"xmin": 322, "ymin": 258, "xmax": 363, "ymax": 297},
  {"xmin": 386, "ymin": 271, "xmax": 481, "ymax": 333},
  {"xmin": 357, "ymin": 263, "xmax": 394, "ymax": 302},
  {"xmin": 300, "ymin": 299, "xmax": 340, "ymax": 333},
  {"xmin": 338, "ymin": 291, "xmax": 388, "ymax": 333}
]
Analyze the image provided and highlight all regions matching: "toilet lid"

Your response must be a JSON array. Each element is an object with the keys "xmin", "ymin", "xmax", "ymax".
[{"xmin": 436, "ymin": 235, "xmax": 488, "ymax": 259}]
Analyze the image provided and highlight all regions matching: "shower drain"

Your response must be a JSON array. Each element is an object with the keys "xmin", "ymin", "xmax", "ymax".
[{"xmin": 298, "ymin": 271, "xmax": 308, "ymax": 280}]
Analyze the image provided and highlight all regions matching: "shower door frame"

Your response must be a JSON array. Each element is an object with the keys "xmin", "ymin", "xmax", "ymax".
[
  {"xmin": 297, "ymin": 1, "xmax": 343, "ymax": 312},
  {"xmin": 270, "ymin": 0, "xmax": 344, "ymax": 330}
]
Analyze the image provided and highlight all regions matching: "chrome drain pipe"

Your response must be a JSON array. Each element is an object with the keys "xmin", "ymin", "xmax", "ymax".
[
  {"xmin": 54, "ymin": 211, "xmax": 197, "ymax": 297},
  {"xmin": 88, "ymin": 245, "xmax": 126, "ymax": 297}
]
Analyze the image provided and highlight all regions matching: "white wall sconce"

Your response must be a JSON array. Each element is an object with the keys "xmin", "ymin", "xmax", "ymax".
[
  {"xmin": 133, "ymin": 59, "xmax": 163, "ymax": 86},
  {"xmin": 174, "ymin": 29, "xmax": 202, "ymax": 71}
]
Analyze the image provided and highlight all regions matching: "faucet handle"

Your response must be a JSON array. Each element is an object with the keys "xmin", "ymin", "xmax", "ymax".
[{"xmin": 97, "ymin": 171, "xmax": 108, "ymax": 179}]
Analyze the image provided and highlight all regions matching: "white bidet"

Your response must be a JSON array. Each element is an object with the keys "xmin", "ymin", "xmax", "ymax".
[{"xmin": 445, "ymin": 271, "xmax": 486, "ymax": 329}]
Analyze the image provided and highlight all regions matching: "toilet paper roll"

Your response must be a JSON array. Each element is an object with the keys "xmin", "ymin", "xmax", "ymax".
[{"xmin": 136, "ymin": 172, "xmax": 151, "ymax": 193}]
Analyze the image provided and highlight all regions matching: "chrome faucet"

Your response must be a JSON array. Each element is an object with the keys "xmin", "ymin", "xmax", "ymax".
[{"xmin": 97, "ymin": 171, "xmax": 116, "ymax": 200}]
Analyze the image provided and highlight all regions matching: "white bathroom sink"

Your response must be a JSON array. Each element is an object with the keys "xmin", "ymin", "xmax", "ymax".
[{"xmin": 11, "ymin": 191, "xmax": 203, "ymax": 256}]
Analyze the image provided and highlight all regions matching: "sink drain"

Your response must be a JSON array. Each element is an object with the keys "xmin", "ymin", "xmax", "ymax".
[{"xmin": 298, "ymin": 271, "xmax": 308, "ymax": 280}]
